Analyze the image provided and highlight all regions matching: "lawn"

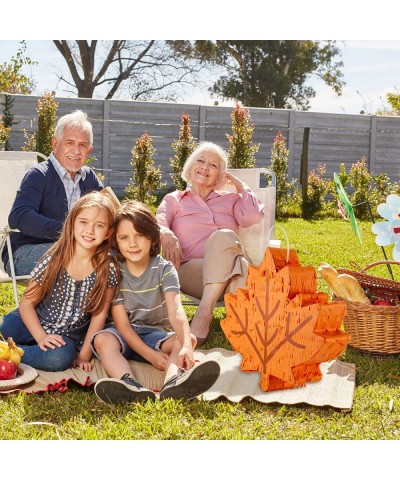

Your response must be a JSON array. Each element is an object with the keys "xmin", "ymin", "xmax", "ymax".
[{"xmin": 0, "ymin": 218, "xmax": 399, "ymax": 475}]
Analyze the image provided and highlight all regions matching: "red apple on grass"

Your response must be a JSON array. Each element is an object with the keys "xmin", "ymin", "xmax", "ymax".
[{"xmin": 0, "ymin": 359, "xmax": 17, "ymax": 380}]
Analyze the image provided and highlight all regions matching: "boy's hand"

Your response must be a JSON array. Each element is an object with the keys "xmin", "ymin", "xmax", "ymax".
[
  {"xmin": 149, "ymin": 351, "xmax": 169, "ymax": 371},
  {"xmin": 178, "ymin": 346, "xmax": 195, "ymax": 370}
]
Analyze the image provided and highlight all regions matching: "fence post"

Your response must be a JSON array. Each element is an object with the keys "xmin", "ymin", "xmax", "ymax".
[
  {"xmin": 369, "ymin": 115, "xmax": 377, "ymax": 172},
  {"xmin": 300, "ymin": 127, "xmax": 310, "ymax": 218},
  {"xmin": 287, "ymin": 109, "xmax": 296, "ymax": 180},
  {"xmin": 199, "ymin": 105, "xmax": 206, "ymax": 142},
  {"xmin": 102, "ymin": 99, "xmax": 111, "ymax": 186}
]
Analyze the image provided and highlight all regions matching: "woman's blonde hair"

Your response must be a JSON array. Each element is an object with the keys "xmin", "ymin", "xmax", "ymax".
[
  {"xmin": 181, "ymin": 141, "xmax": 228, "ymax": 189},
  {"xmin": 112, "ymin": 200, "xmax": 161, "ymax": 261},
  {"xmin": 26, "ymin": 191, "xmax": 117, "ymax": 315}
]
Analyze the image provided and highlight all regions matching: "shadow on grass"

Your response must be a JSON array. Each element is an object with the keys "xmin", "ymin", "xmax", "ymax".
[{"xmin": 340, "ymin": 346, "xmax": 400, "ymax": 387}]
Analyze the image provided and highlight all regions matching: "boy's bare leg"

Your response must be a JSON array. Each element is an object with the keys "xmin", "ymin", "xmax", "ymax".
[
  {"xmin": 94, "ymin": 332, "xmax": 135, "ymax": 378},
  {"xmin": 160, "ymin": 334, "xmax": 197, "ymax": 383}
]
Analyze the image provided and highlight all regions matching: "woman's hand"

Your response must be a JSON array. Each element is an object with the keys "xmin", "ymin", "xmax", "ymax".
[
  {"xmin": 224, "ymin": 172, "xmax": 245, "ymax": 193},
  {"xmin": 160, "ymin": 230, "xmax": 183, "ymax": 269}
]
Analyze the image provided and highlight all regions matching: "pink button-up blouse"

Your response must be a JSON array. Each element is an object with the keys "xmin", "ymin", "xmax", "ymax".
[{"xmin": 156, "ymin": 186, "xmax": 264, "ymax": 263}]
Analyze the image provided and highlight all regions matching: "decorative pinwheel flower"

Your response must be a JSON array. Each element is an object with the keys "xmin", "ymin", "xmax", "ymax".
[{"xmin": 371, "ymin": 194, "xmax": 400, "ymax": 261}]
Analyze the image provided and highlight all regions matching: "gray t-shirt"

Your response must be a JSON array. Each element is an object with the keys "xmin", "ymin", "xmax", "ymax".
[
  {"xmin": 32, "ymin": 255, "xmax": 118, "ymax": 344},
  {"xmin": 112, "ymin": 255, "xmax": 180, "ymax": 331}
]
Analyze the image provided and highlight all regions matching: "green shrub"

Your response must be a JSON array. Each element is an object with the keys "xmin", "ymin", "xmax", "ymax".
[
  {"xmin": 125, "ymin": 132, "xmax": 166, "ymax": 205},
  {"xmin": 226, "ymin": 103, "xmax": 259, "ymax": 168},
  {"xmin": 170, "ymin": 113, "xmax": 198, "ymax": 190},
  {"xmin": 0, "ymin": 118, "xmax": 10, "ymax": 150},
  {"xmin": 22, "ymin": 91, "xmax": 59, "ymax": 160},
  {"xmin": 349, "ymin": 157, "xmax": 372, "ymax": 219},
  {"xmin": 1, "ymin": 94, "xmax": 16, "ymax": 151},
  {"xmin": 268, "ymin": 130, "xmax": 297, "ymax": 217},
  {"xmin": 302, "ymin": 163, "xmax": 335, "ymax": 219}
]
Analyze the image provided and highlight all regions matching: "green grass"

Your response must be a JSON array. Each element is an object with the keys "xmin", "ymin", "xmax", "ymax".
[{"xmin": 1, "ymin": 218, "xmax": 400, "ymax": 448}]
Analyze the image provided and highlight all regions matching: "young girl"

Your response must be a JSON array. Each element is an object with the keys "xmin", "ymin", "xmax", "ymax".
[
  {"xmin": 0, "ymin": 191, "xmax": 119, "ymax": 372},
  {"xmin": 92, "ymin": 201, "xmax": 220, "ymax": 404}
]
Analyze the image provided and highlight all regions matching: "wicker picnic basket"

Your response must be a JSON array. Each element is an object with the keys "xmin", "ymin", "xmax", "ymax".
[{"xmin": 335, "ymin": 261, "xmax": 400, "ymax": 355}]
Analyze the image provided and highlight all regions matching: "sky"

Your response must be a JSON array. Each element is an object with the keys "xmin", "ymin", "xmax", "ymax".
[{"xmin": 1, "ymin": 39, "xmax": 400, "ymax": 116}]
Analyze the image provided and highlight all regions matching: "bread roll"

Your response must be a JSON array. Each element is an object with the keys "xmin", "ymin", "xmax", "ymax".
[
  {"xmin": 337, "ymin": 273, "xmax": 371, "ymax": 305},
  {"xmin": 318, "ymin": 262, "xmax": 371, "ymax": 305},
  {"xmin": 318, "ymin": 263, "xmax": 349, "ymax": 299}
]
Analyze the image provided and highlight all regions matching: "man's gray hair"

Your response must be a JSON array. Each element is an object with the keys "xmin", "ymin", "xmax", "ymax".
[{"xmin": 54, "ymin": 110, "xmax": 93, "ymax": 146}]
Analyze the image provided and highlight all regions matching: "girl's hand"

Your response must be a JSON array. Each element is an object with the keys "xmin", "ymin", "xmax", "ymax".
[
  {"xmin": 178, "ymin": 346, "xmax": 195, "ymax": 371},
  {"xmin": 37, "ymin": 334, "xmax": 66, "ymax": 352},
  {"xmin": 149, "ymin": 350, "xmax": 169, "ymax": 371},
  {"xmin": 225, "ymin": 172, "xmax": 245, "ymax": 193},
  {"xmin": 72, "ymin": 356, "xmax": 93, "ymax": 372},
  {"xmin": 160, "ymin": 230, "xmax": 183, "ymax": 269}
]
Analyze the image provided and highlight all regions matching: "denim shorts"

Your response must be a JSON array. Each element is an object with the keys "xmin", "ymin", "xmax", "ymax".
[{"xmin": 90, "ymin": 325, "xmax": 175, "ymax": 363}]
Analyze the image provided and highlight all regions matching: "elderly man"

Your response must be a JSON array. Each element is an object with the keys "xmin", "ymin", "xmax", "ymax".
[{"xmin": 2, "ymin": 109, "xmax": 103, "ymax": 276}]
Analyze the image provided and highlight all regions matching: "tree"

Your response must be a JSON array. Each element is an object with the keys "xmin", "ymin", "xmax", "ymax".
[
  {"xmin": 170, "ymin": 113, "xmax": 198, "ymax": 190},
  {"xmin": 386, "ymin": 90, "xmax": 400, "ymax": 115},
  {"xmin": 169, "ymin": 40, "xmax": 345, "ymax": 110},
  {"xmin": 226, "ymin": 103, "xmax": 259, "ymax": 168},
  {"xmin": 53, "ymin": 40, "xmax": 204, "ymax": 100},
  {"xmin": 0, "ymin": 41, "xmax": 36, "ymax": 94}
]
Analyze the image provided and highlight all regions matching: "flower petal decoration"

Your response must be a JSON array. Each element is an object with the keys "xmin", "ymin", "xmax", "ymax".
[
  {"xmin": 334, "ymin": 173, "xmax": 362, "ymax": 244},
  {"xmin": 377, "ymin": 194, "xmax": 400, "ymax": 221},
  {"xmin": 371, "ymin": 194, "xmax": 400, "ymax": 261}
]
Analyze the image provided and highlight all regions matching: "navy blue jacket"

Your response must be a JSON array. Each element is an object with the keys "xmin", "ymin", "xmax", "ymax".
[{"xmin": 2, "ymin": 159, "xmax": 103, "ymax": 266}]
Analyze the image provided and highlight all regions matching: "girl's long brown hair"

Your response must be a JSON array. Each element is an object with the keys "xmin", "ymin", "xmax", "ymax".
[{"xmin": 25, "ymin": 191, "xmax": 118, "ymax": 315}]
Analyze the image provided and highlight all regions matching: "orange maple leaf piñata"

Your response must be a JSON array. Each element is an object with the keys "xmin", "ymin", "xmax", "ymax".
[{"xmin": 221, "ymin": 248, "xmax": 350, "ymax": 392}]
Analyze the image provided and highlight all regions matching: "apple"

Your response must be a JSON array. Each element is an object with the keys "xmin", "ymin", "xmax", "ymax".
[
  {"xmin": 374, "ymin": 299, "xmax": 393, "ymax": 306},
  {"xmin": 0, "ymin": 359, "xmax": 17, "ymax": 380}
]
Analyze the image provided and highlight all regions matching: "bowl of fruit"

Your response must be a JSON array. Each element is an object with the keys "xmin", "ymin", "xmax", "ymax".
[{"xmin": 0, "ymin": 334, "xmax": 38, "ymax": 391}]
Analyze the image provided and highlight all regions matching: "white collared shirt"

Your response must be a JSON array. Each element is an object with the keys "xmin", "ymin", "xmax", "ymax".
[{"xmin": 50, "ymin": 153, "xmax": 87, "ymax": 210}]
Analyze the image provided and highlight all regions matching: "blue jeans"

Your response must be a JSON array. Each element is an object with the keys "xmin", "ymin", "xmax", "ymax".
[
  {"xmin": 5, "ymin": 243, "xmax": 53, "ymax": 277},
  {"xmin": 0, "ymin": 309, "xmax": 77, "ymax": 371}
]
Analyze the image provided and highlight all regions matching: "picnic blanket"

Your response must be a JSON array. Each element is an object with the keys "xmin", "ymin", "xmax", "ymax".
[{"xmin": 0, "ymin": 348, "xmax": 356, "ymax": 410}]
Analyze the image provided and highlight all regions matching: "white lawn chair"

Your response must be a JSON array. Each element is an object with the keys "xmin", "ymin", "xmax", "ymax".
[
  {"xmin": 181, "ymin": 168, "xmax": 278, "ymax": 306},
  {"xmin": 0, "ymin": 151, "xmax": 47, "ymax": 306}
]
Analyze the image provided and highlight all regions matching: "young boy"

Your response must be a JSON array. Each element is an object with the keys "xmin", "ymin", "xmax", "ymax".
[{"xmin": 91, "ymin": 200, "xmax": 220, "ymax": 404}]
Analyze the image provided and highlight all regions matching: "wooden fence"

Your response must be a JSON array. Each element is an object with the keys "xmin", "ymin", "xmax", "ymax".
[{"xmin": 2, "ymin": 93, "xmax": 400, "ymax": 196}]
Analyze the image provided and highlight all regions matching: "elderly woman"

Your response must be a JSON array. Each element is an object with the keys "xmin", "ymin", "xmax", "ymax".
[{"xmin": 156, "ymin": 141, "xmax": 264, "ymax": 346}]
